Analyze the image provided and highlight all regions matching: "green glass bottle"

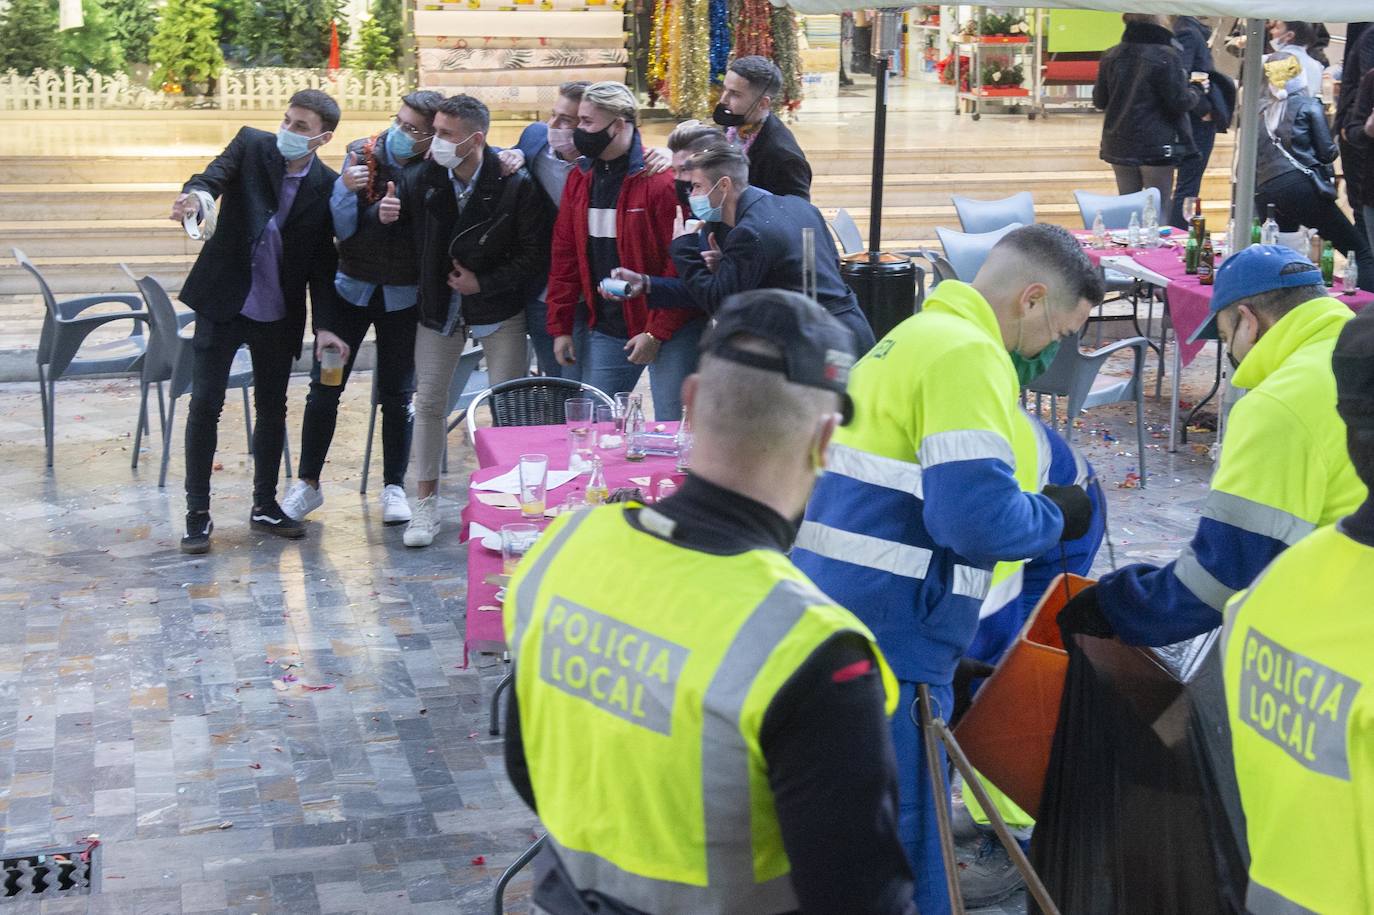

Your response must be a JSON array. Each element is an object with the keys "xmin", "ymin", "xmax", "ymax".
[
  {"xmin": 1250, "ymin": 217, "xmax": 1262, "ymax": 245},
  {"xmin": 1185, "ymin": 232, "xmax": 1200, "ymax": 275},
  {"xmin": 1320, "ymin": 241, "xmax": 1335, "ymax": 286}
]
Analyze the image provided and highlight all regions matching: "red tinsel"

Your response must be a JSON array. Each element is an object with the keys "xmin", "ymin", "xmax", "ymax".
[{"xmin": 733, "ymin": 0, "xmax": 774, "ymax": 59}]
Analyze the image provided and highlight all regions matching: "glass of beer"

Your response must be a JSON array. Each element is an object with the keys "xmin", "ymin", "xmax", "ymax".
[
  {"xmin": 320, "ymin": 346, "xmax": 345, "ymax": 387},
  {"xmin": 518, "ymin": 453, "xmax": 548, "ymax": 519}
]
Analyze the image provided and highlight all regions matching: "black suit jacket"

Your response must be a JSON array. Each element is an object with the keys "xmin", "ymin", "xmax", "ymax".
[
  {"xmin": 380, "ymin": 145, "xmax": 549, "ymax": 331},
  {"xmin": 746, "ymin": 115, "xmax": 812, "ymax": 200},
  {"xmin": 659, "ymin": 186, "xmax": 857, "ymax": 317},
  {"xmin": 179, "ymin": 126, "xmax": 341, "ymax": 349}
]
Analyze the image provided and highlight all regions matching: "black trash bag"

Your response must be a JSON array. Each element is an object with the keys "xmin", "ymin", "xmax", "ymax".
[{"xmin": 1029, "ymin": 630, "xmax": 1250, "ymax": 914}]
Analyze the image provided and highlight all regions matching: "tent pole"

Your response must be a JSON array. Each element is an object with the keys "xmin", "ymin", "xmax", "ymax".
[
  {"xmin": 869, "ymin": 50, "xmax": 890, "ymax": 257},
  {"xmin": 1231, "ymin": 18, "xmax": 1265, "ymax": 249}
]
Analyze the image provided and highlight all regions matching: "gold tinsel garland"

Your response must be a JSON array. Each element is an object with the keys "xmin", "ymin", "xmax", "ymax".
[{"xmin": 649, "ymin": 0, "xmax": 714, "ymax": 117}]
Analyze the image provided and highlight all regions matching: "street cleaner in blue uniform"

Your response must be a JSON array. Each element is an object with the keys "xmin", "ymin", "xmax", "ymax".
[
  {"xmin": 793, "ymin": 223, "xmax": 1104, "ymax": 915},
  {"xmin": 1058, "ymin": 245, "xmax": 1367, "ymax": 645}
]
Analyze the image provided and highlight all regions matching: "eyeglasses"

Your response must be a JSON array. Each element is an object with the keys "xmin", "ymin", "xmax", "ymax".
[{"xmin": 392, "ymin": 117, "xmax": 434, "ymax": 140}]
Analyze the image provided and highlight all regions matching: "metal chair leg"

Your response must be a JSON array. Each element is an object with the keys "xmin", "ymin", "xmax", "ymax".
[
  {"xmin": 283, "ymin": 436, "xmax": 293, "ymax": 479},
  {"xmin": 159, "ymin": 397, "xmax": 178, "ymax": 488},
  {"xmin": 1136, "ymin": 386, "xmax": 1148, "ymax": 489},
  {"xmin": 242, "ymin": 386, "xmax": 253, "ymax": 456},
  {"xmin": 490, "ymin": 670, "xmax": 513, "ymax": 736},
  {"xmin": 132, "ymin": 381, "xmax": 150, "ymax": 470},
  {"xmin": 360, "ymin": 402, "xmax": 378, "ymax": 494},
  {"xmin": 493, "ymin": 835, "xmax": 546, "ymax": 915}
]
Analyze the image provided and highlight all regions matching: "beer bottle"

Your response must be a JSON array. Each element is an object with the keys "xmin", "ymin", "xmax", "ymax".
[
  {"xmin": 1320, "ymin": 242, "xmax": 1336, "ymax": 286},
  {"xmin": 1198, "ymin": 235, "xmax": 1215, "ymax": 285}
]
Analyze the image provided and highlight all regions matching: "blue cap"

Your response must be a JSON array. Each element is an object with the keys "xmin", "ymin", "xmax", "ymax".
[{"xmin": 1187, "ymin": 245, "xmax": 1324, "ymax": 344}]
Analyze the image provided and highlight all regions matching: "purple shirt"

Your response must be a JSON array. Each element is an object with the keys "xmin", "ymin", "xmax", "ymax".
[{"xmin": 240, "ymin": 158, "xmax": 312, "ymax": 323}]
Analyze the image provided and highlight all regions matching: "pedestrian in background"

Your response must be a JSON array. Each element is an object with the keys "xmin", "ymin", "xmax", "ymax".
[{"xmin": 1094, "ymin": 13, "xmax": 1204, "ymax": 224}]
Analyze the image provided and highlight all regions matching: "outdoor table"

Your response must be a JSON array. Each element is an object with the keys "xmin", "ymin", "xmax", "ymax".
[
  {"xmin": 1076, "ymin": 233, "xmax": 1374, "ymax": 451},
  {"xmin": 459, "ymin": 422, "xmax": 683, "ymax": 665}
]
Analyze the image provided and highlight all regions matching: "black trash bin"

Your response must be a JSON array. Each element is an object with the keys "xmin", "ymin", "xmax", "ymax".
[{"xmin": 842, "ymin": 252, "xmax": 922, "ymax": 343}]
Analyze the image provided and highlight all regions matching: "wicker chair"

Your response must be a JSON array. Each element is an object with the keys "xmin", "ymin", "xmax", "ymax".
[{"xmin": 464, "ymin": 376, "xmax": 615, "ymax": 442}]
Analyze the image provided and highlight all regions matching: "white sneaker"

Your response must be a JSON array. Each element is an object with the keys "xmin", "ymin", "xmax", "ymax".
[
  {"xmin": 281, "ymin": 480, "xmax": 323, "ymax": 521},
  {"xmin": 381, "ymin": 484, "xmax": 412, "ymax": 525},
  {"xmin": 403, "ymin": 495, "xmax": 440, "ymax": 547}
]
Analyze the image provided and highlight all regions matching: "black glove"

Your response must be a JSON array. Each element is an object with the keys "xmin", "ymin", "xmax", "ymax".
[
  {"xmin": 951, "ymin": 656, "xmax": 996, "ymax": 727},
  {"xmin": 1042, "ymin": 483, "xmax": 1093, "ymax": 541},
  {"xmin": 1056, "ymin": 584, "xmax": 1116, "ymax": 641}
]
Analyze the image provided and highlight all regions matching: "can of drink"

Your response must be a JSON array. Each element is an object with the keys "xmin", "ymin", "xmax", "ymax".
[{"xmin": 599, "ymin": 277, "xmax": 632, "ymax": 299}]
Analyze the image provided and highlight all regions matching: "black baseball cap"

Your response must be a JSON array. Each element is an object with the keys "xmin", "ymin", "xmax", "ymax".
[
  {"xmin": 1334, "ymin": 306, "xmax": 1374, "ymax": 433},
  {"xmin": 701, "ymin": 289, "xmax": 857, "ymax": 424}
]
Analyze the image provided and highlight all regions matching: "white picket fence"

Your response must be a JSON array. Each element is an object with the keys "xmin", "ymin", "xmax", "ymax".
[
  {"xmin": 217, "ymin": 68, "xmax": 407, "ymax": 112},
  {"xmin": 0, "ymin": 67, "xmax": 407, "ymax": 111},
  {"xmin": 0, "ymin": 68, "xmax": 170, "ymax": 110}
]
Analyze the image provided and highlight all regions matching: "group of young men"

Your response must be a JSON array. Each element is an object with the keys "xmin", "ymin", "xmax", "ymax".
[{"xmin": 169, "ymin": 56, "xmax": 855, "ymax": 555}]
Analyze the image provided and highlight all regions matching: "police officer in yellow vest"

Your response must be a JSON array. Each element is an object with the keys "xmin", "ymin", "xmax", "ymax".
[
  {"xmin": 1060, "ymin": 246, "xmax": 1368, "ymax": 644},
  {"xmin": 1222, "ymin": 306, "xmax": 1374, "ymax": 915},
  {"xmin": 502, "ymin": 289, "xmax": 917, "ymax": 914}
]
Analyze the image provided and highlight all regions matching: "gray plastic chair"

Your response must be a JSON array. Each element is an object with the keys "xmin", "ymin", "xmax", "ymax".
[
  {"xmin": 934, "ymin": 223, "xmax": 1024, "ymax": 282},
  {"xmin": 952, "ymin": 192, "xmax": 1035, "ymax": 235},
  {"xmin": 18, "ymin": 247, "xmax": 148, "ymax": 468},
  {"xmin": 1024, "ymin": 329, "xmax": 1152, "ymax": 488},
  {"xmin": 830, "ymin": 208, "xmax": 866, "ymax": 255},
  {"xmin": 360, "ymin": 341, "xmax": 486, "ymax": 491},
  {"xmin": 1073, "ymin": 188, "xmax": 1161, "ymax": 231},
  {"xmin": 121, "ymin": 267, "xmax": 289, "ymax": 488}
]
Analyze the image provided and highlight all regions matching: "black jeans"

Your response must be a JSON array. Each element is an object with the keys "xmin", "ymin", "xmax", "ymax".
[
  {"xmin": 297, "ymin": 288, "xmax": 417, "ymax": 487},
  {"xmin": 1170, "ymin": 121, "xmax": 1217, "ymax": 228},
  {"xmin": 1257, "ymin": 169, "xmax": 1374, "ymax": 292},
  {"xmin": 185, "ymin": 314, "xmax": 296, "ymax": 513}
]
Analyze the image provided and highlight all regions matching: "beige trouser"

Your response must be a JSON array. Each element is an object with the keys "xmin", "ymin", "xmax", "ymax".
[{"xmin": 411, "ymin": 312, "xmax": 528, "ymax": 482}]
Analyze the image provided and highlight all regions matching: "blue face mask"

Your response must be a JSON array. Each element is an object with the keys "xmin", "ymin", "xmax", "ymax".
[
  {"xmin": 276, "ymin": 127, "xmax": 322, "ymax": 161},
  {"xmin": 388, "ymin": 125, "xmax": 417, "ymax": 160},
  {"xmin": 689, "ymin": 179, "xmax": 724, "ymax": 223}
]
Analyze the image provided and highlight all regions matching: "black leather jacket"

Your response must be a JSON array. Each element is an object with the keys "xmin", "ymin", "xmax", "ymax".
[
  {"xmin": 1094, "ymin": 21, "xmax": 1203, "ymax": 166},
  {"xmin": 1256, "ymin": 94, "xmax": 1339, "ymax": 192},
  {"xmin": 376, "ymin": 145, "xmax": 550, "ymax": 333},
  {"xmin": 336, "ymin": 132, "xmax": 423, "ymax": 288}
]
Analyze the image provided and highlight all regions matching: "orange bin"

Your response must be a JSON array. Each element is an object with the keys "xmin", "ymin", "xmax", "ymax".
[{"xmin": 952, "ymin": 573, "xmax": 1094, "ymax": 819}]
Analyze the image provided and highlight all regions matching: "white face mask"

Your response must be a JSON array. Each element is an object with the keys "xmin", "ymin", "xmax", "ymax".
[
  {"xmin": 547, "ymin": 126, "xmax": 576, "ymax": 156},
  {"xmin": 430, "ymin": 132, "xmax": 476, "ymax": 170}
]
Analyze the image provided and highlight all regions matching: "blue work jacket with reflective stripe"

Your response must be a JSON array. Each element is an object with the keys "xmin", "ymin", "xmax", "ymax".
[
  {"xmin": 967, "ymin": 418, "xmax": 1105, "ymax": 666},
  {"xmin": 794, "ymin": 282, "xmax": 1065, "ymax": 685},
  {"xmin": 1098, "ymin": 296, "xmax": 1366, "ymax": 646}
]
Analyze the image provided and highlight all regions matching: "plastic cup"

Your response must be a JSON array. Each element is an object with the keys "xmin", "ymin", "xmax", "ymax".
[
  {"xmin": 320, "ymin": 346, "xmax": 344, "ymax": 387},
  {"xmin": 614, "ymin": 392, "xmax": 633, "ymax": 433},
  {"xmin": 565, "ymin": 397, "xmax": 594, "ymax": 430},
  {"xmin": 564, "ymin": 491, "xmax": 589, "ymax": 514},
  {"xmin": 568, "ymin": 427, "xmax": 593, "ymax": 472},
  {"xmin": 501, "ymin": 522, "xmax": 538, "ymax": 574},
  {"xmin": 518, "ymin": 453, "xmax": 548, "ymax": 520}
]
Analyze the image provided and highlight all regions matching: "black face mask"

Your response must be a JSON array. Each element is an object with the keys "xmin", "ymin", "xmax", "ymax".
[
  {"xmin": 573, "ymin": 123, "xmax": 615, "ymax": 159},
  {"xmin": 674, "ymin": 178, "xmax": 693, "ymax": 212},
  {"xmin": 712, "ymin": 102, "xmax": 748, "ymax": 128}
]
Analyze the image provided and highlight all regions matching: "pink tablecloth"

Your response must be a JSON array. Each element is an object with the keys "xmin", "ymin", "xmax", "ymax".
[
  {"xmin": 1078, "ymin": 234, "xmax": 1374, "ymax": 368},
  {"xmin": 460, "ymin": 423, "xmax": 683, "ymax": 663}
]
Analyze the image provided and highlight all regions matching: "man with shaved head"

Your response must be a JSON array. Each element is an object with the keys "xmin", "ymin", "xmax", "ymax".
[{"xmin": 793, "ymin": 223, "xmax": 1104, "ymax": 915}]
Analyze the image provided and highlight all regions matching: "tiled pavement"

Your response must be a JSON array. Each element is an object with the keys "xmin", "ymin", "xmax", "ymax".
[{"xmin": 0, "ymin": 343, "xmax": 1227, "ymax": 913}]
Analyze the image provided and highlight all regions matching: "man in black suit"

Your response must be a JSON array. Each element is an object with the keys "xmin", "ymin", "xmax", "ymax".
[
  {"xmin": 613, "ymin": 143, "xmax": 874, "ymax": 355},
  {"xmin": 712, "ymin": 55, "xmax": 812, "ymax": 200},
  {"xmin": 169, "ymin": 89, "xmax": 343, "ymax": 553}
]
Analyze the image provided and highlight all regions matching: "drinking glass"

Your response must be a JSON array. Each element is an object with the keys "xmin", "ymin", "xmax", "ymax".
[
  {"xmin": 613, "ymin": 392, "xmax": 633, "ymax": 434},
  {"xmin": 563, "ymin": 491, "xmax": 590, "ymax": 514},
  {"xmin": 320, "ymin": 346, "xmax": 344, "ymax": 386},
  {"xmin": 1181, "ymin": 197, "xmax": 1200, "ymax": 225},
  {"xmin": 518, "ymin": 453, "xmax": 548, "ymax": 519},
  {"xmin": 565, "ymin": 397, "xmax": 593, "ymax": 428},
  {"xmin": 595, "ymin": 405, "xmax": 618, "ymax": 450},
  {"xmin": 568, "ymin": 427, "xmax": 594, "ymax": 472},
  {"xmin": 500, "ymin": 523, "xmax": 538, "ymax": 574}
]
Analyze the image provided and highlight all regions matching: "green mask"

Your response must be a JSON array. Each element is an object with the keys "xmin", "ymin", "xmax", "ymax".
[{"xmin": 1012, "ymin": 339, "xmax": 1060, "ymax": 386}]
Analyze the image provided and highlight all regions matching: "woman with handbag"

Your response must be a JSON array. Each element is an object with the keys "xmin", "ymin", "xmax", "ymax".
[{"xmin": 1255, "ymin": 52, "xmax": 1374, "ymax": 291}]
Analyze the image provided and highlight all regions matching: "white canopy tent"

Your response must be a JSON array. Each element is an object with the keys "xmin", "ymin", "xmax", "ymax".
[{"xmin": 770, "ymin": 2, "xmax": 1368, "ymax": 258}]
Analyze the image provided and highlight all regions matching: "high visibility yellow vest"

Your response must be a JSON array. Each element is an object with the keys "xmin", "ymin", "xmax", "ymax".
[
  {"xmin": 1223, "ymin": 524, "xmax": 1374, "ymax": 915},
  {"xmin": 503, "ymin": 505, "xmax": 899, "ymax": 915}
]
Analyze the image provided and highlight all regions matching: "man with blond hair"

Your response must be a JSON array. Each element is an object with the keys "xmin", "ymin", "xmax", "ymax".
[{"xmin": 545, "ymin": 81, "xmax": 703, "ymax": 418}]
